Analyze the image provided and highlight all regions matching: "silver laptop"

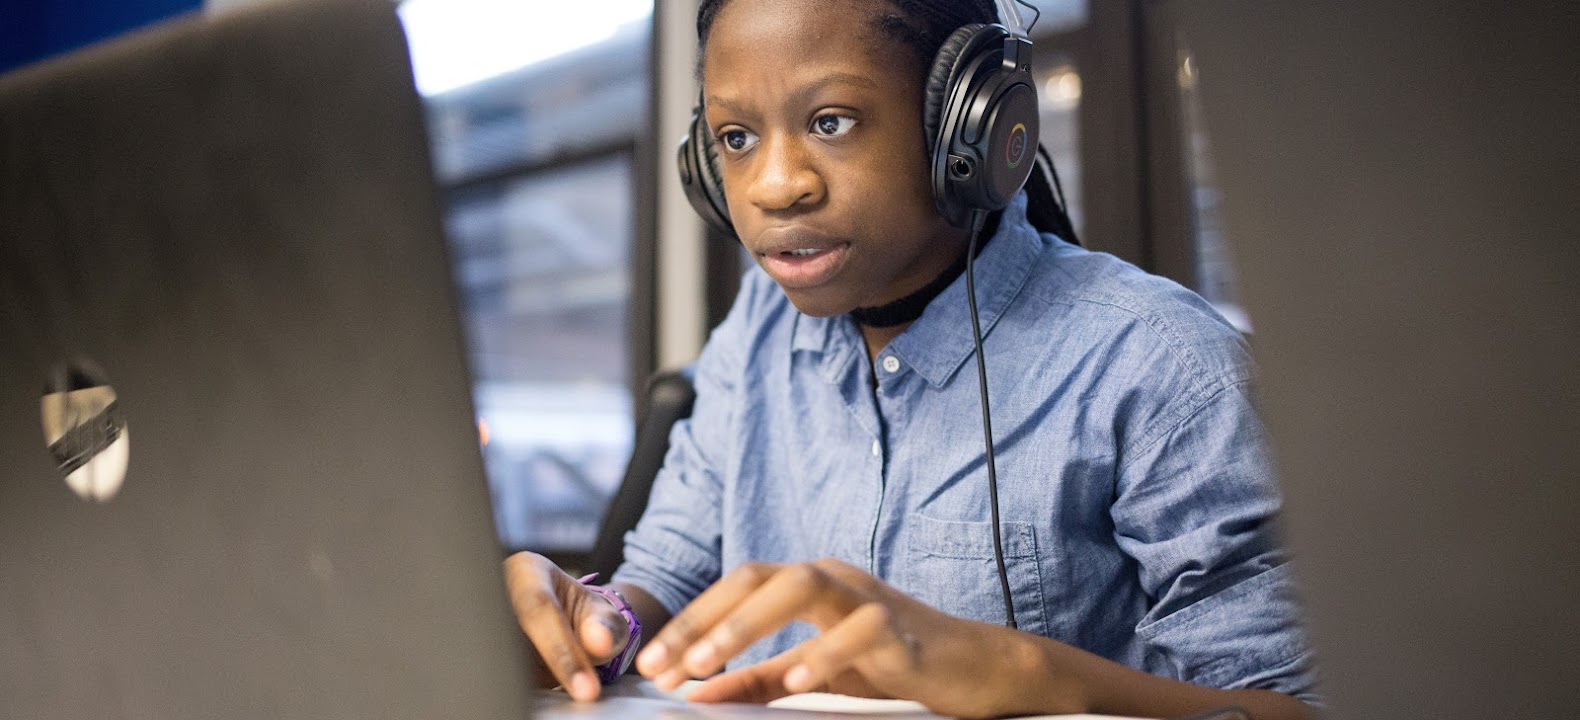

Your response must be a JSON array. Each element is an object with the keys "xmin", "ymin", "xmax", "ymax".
[{"xmin": 0, "ymin": 2, "xmax": 539, "ymax": 717}]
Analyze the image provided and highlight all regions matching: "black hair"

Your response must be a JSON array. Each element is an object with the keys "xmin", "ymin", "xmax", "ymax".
[{"xmin": 695, "ymin": 0, "xmax": 1078, "ymax": 243}]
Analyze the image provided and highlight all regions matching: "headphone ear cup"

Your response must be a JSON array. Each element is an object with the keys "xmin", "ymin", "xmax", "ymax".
[
  {"xmin": 676, "ymin": 104, "xmax": 735, "ymax": 237},
  {"xmin": 927, "ymin": 23, "xmax": 1017, "ymax": 227},
  {"xmin": 929, "ymin": 23, "xmax": 1038, "ymax": 227},
  {"xmin": 923, "ymin": 24, "xmax": 987, "ymax": 158}
]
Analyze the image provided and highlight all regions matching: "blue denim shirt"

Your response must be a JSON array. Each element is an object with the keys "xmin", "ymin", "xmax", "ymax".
[{"xmin": 613, "ymin": 193, "xmax": 1319, "ymax": 701}]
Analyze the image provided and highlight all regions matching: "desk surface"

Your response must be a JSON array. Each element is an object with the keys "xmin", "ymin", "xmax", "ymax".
[{"xmin": 535, "ymin": 676, "xmax": 1151, "ymax": 720}]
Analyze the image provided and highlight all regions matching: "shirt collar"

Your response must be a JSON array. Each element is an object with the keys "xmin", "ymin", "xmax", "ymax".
[
  {"xmin": 890, "ymin": 192, "xmax": 1045, "ymax": 388},
  {"xmin": 789, "ymin": 192, "xmax": 1046, "ymax": 387}
]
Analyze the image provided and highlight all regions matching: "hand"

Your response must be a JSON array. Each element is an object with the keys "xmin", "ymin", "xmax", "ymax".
[
  {"xmin": 632, "ymin": 557, "xmax": 1078, "ymax": 719},
  {"xmin": 502, "ymin": 551, "xmax": 630, "ymax": 702}
]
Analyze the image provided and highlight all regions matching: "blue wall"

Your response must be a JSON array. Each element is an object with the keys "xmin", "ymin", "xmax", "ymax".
[{"xmin": 1, "ymin": 0, "xmax": 203, "ymax": 75}]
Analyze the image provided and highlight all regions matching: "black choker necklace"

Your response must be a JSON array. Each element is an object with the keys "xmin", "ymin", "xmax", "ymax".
[
  {"xmin": 849, "ymin": 252, "xmax": 967, "ymax": 328},
  {"xmin": 850, "ymin": 221, "xmax": 998, "ymax": 328}
]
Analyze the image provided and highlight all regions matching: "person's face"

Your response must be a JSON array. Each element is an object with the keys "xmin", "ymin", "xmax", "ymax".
[{"xmin": 703, "ymin": 0, "xmax": 967, "ymax": 317}]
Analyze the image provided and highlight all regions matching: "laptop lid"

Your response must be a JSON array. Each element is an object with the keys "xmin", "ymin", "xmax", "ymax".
[
  {"xmin": 0, "ymin": 1, "xmax": 537, "ymax": 717},
  {"xmin": 1175, "ymin": 1, "xmax": 1580, "ymax": 717}
]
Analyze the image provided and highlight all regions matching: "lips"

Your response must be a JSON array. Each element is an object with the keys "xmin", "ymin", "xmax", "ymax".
[{"xmin": 751, "ymin": 227, "xmax": 851, "ymax": 289}]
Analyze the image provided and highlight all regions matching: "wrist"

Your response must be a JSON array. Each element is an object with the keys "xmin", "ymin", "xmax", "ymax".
[{"xmin": 994, "ymin": 628, "xmax": 1093, "ymax": 717}]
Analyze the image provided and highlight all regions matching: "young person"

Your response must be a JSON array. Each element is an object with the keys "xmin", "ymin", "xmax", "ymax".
[{"xmin": 502, "ymin": 1, "xmax": 1319, "ymax": 717}]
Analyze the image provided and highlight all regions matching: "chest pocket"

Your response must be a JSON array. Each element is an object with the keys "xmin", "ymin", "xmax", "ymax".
[{"xmin": 898, "ymin": 513, "xmax": 1054, "ymax": 638}]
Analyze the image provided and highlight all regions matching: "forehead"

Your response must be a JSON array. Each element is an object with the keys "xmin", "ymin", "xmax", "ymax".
[{"xmin": 702, "ymin": 0, "xmax": 917, "ymax": 89}]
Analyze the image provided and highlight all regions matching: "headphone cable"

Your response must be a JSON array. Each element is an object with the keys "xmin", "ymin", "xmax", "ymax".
[{"xmin": 966, "ymin": 208, "xmax": 1017, "ymax": 631}]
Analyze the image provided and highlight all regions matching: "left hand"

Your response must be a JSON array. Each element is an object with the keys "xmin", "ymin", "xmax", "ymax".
[{"xmin": 632, "ymin": 557, "xmax": 1079, "ymax": 718}]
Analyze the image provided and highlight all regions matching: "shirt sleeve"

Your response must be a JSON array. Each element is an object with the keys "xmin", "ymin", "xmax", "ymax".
[
  {"xmin": 1111, "ymin": 378, "xmax": 1322, "ymax": 704},
  {"xmin": 609, "ymin": 280, "xmax": 750, "ymax": 616}
]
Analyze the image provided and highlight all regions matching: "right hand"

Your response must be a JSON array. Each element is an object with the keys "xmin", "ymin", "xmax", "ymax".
[{"xmin": 502, "ymin": 551, "xmax": 630, "ymax": 702}]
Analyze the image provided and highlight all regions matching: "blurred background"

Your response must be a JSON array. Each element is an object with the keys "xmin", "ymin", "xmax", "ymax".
[{"xmin": 2, "ymin": 0, "xmax": 1249, "ymax": 567}]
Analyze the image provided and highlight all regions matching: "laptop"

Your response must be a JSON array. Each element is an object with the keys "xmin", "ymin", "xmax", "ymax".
[{"xmin": 0, "ymin": 1, "xmax": 539, "ymax": 717}]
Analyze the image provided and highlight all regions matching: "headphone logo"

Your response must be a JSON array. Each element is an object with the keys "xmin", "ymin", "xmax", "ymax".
[{"xmin": 1006, "ymin": 122, "xmax": 1028, "ymax": 169}]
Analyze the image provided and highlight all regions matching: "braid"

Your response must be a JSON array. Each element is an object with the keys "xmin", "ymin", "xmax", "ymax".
[{"xmin": 696, "ymin": 0, "xmax": 1076, "ymax": 241}]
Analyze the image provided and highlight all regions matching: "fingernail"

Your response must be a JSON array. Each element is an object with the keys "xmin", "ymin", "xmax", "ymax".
[
  {"xmin": 588, "ymin": 615, "xmax": 617, "ymax": 647},
  {"xmin": 657, "ymin": 667, "xmax": 688, "ymax": 691},
  {"xmin": 570, "ymin": 671, "xmax": 599, "ymax": 701},
  {"xmin": 637, "ymin": 642, "xmax": 668, "ymax": 674},
  {"xmin": 784, "ymin": 664, "xmax": 812, "ymax": 694},
  {"xmin": 683, "ymin": 641, "xmax": 717, "ymax": 672}
]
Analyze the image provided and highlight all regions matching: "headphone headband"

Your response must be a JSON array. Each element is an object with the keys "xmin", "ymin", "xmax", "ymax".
[
  {"xmin": 993, "ymin": 0, "xmax": 1031, "ymax": 69},
  {"xmin": 993, "ymin": 0, "xmax": 1028, "ymax": 40}
]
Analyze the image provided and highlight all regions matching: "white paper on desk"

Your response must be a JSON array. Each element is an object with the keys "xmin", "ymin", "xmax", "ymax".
[
  {"xmin": 767, "ymin": 692, "xmax": 945, "ymax": 716},
  {"xmin": 768, "ymin": 692, "xmax": 1151, "ymax": 720}
]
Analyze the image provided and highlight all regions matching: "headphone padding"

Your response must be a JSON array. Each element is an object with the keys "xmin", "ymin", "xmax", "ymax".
[
  {"xmin": 681, "ymin": 103, "xmax": 734, "ymax": 236},
  {"xmin": 699, "ymin": 126, "xmax": 727, "ymax": 213},
  {"xmin": 923, "ymin": 24, "xmax": 988, "ymax": 157}
]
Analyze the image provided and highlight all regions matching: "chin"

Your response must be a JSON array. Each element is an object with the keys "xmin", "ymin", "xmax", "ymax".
[{"xmin": 778, "ymin": 286, "xmax": 857, "ymax": 318}]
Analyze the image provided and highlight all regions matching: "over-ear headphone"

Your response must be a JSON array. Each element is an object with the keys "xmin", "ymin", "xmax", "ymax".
[
  {"xmin": 676, "ymin": 0, "xmax": 1041, "ymax": 236},
  {"xmin": 676, "ymin": 96, "xmax": 732, "ymax": 237}
]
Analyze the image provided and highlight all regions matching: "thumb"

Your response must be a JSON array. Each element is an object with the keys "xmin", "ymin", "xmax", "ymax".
[{"xmin": 574, "ymin": 583, "xmax": 631, "ymax": 665}]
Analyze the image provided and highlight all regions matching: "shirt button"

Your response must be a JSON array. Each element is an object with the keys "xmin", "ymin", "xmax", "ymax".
[
  {"xmin": 871, "ymin": 440, "xmax": 881, "ymax": 456},
  {"xmin": 881, "ymin": 355, "xmax": 900, "ymax": 373}
]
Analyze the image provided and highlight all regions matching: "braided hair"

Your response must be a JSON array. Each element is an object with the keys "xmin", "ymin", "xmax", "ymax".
[{"xmin": 695, "ymin": 0, "xmax": 1078, "ymax": 243}]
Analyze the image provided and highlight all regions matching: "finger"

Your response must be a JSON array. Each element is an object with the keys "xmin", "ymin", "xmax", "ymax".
[
  {"xmin": 686, "ymin": 648, "xmax": 804, "ymax": 704},
  {"xmin": 502, "ymin": 554, "xmax": 601, "ymax": 702},
  {"xmin": 635, "ymin": 561, "xmax": 782, "ymax": 677},
  {"xmin": 678, "ymin": 561, "xmax": 867, "ymax": 679},
  {"xmin": 653, "ymin": 665, "xmax": 691, "ymax": 692},
  {"xmin": 574, "ymin": 592, "xmax": 628, "ymax": 664},
  {"xmin": 781, "ymin": 602, "xmax": 915, "ymax": 695}
]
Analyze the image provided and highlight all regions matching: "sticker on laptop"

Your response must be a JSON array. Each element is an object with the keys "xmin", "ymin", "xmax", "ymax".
[{"xmin": 40, "ymin": 359, "xmax": 130, "ymax": 502}]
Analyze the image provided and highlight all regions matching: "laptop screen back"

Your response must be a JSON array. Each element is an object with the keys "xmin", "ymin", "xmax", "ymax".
[{"xmin": 0, "ymin": 1, "xmax": 536, "ymax": 717}]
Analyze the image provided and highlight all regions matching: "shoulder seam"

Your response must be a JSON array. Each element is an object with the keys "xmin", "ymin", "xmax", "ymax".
[{"xmin": 1117, "ymin": 377, "xmax": 1254, "ymax": 473}]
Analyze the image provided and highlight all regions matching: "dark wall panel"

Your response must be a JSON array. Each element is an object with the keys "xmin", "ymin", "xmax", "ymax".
[{"xmin": 1178, "ymin": 1, "xmax": 1579, "ymax": 718}]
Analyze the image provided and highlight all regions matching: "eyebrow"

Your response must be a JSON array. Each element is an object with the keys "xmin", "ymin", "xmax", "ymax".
[{"xmin": 705, "ymin": 71, "xmax": 880, "ymax": 117}]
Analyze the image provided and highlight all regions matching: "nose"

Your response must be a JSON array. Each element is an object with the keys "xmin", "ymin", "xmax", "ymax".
[{"xmin": 743, "ymin": 135, "xmax": 824, "ymax": 212}]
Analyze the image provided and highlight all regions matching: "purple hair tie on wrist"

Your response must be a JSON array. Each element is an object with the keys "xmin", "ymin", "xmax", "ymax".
[{"xmin": 577, "ymin": 573, "xmax": 642, "ymax": 685}]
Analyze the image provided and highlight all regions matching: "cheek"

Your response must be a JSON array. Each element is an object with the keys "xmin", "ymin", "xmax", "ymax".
[
  {"xmin": 844, "ymin": 162, "xmax": 940, "ymax": 237},
  {"xmin": 866, "ymin": 135, "xmax": 937, "ymax": 212},
  {"xmin": 840, "ymin": 132, "xmax": 932, "ymax": 202}
]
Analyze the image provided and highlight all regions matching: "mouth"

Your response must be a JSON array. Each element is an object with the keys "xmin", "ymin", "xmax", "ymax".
[{"xmin": 753, "ymin": 238, "xmax": 852, "ymax": 290}]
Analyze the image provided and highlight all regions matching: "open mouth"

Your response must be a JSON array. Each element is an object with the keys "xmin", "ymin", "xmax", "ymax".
[{"xmin": 758, "ymin": 243, "xmax": 850, "ymax": 289}]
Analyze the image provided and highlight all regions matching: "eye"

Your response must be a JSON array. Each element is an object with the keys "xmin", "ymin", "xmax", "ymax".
[
  {"xmin": 811, "ymin": 113, "xmax": 856, "ymax": 138},
  {"xmin": 717, "ymin": 127, "xmax": 759, "ymax": 153}
]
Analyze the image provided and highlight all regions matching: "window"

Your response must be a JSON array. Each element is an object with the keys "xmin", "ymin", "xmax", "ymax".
[
  {"xmin": 1142, "ymin": 1, "xmax": 1252, "ymax": 332},
  {"xmin": 1028, "ymin": 1, "xmax": 1088, "ymax": 237},
  {"xmin": 1174, "ymin": 48, "xmax": 1250, "ymax": 331},
  {"xmin": 399, "ymin": 2, "xmax": 653, "ymax": 555},
  {"xmin": 1033, "ymin": 51, "xmax": 1085, "ymax": 236}
]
